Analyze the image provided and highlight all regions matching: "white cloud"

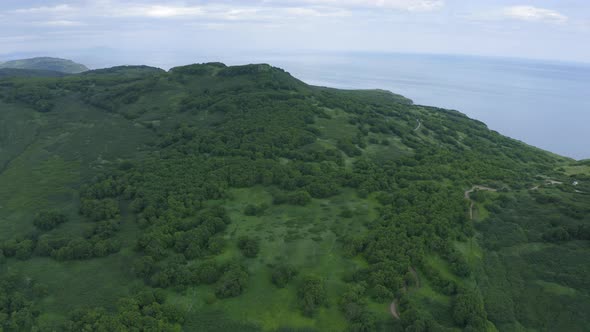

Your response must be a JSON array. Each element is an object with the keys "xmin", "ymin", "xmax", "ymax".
[
  {"xmin": 34, "ymin": 20, "xmax": 84, "ymax": 26},
  {"xmin": 299, "ymin": 0, "xmax": 444, "ymax": 11},
  {"xmin": 123, "ymin": 5, "xmax": 204, "ymax": 18},
  {"xmin": 106, "ymin": 3, "xmax": 349, "ymax": 21},
  {"xmin": 5, "ymin": 0, "xmax": 437, "ymax": 24},
  {"xmin": 503, "ymin": 6, "xmax": 567, "ymax": 23},
  {"xmin": 283, "ymin": 7, "xmax": 350, "ymax": 17},
  {"xmin": 465, "ymin": 5, "xmax": 568, "ymax": 25},
  {"xmin": 38, "ymin": 20, "xmax": 84, "ymax": 27},
  {"xmin": 13, "ymin": 4, "xmax": 74, "ymax": 14}
]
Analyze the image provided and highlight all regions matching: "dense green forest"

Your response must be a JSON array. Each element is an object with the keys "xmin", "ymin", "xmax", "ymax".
[{"xmin": 0, "ymin": 62, "xmax": 587, "ymax": 331}]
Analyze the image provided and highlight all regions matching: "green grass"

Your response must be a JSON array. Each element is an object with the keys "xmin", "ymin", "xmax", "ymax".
[
  {"xmin": 0, "ymin": 151, "xmax": 80, "ymax": 240},
  {"xmin": 562, "ymin": 164, "xmax": 590, "ymax": 176},
  {"xmin": 455, "ymin": 240, "xmax": 483, "ymax": 269},
  {"xmin": 424, "ymin": 255, "xmax": 463, "ymax": 285},
  {"xmin": 0, "ymin": 97, "xmax": 155, "ymax": 326},
  {"xmin": 411, "ymin": 282, "xmax": 457, "ymax": 329},
  {"xmin": 0, "ymin": 96, "xmax": 155, "ymax": 240},
  {"xmin": 314, "ymin": 109, "xmax": 356, "ymax": 145},
  {"xmin": 364, "ymin": 136, "xmax": 412, "ymax": 162},
  {"xmin": 3, "ymin": 204, "xmax": 142, "ymax": 327},
  {"xmin": 0, "ymin": 101, "xmax": 43, "ymax": 169},
  {"xmin": 156, "ymin": 186, "xmax": 380, "ymax": 330},
  {"xmin": 534, "ymin": 280, "xmax": 577, "ymax": 296},
  {"xmin": 196, "ymin": 187, "xmax": 376, "ymax": 330}
]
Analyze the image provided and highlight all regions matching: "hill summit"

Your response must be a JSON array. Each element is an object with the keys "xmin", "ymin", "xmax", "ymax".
[{"xmin": 0, "ymin": 56, "xmax": 88, "ymax": 73}]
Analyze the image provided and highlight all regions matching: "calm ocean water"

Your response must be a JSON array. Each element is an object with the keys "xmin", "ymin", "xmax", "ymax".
[{"xmin": 246, "ymin": 53, "xmax": 590, "ymax": 160}]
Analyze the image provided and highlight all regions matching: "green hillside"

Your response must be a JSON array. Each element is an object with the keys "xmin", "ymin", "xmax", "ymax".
[
  {"xmin": 0, "ymin": 57, "xmax": 88, "ymax": 74},
  {"xmin": 0, "ymin": 68, "xmax": 69, "ymax": 79},
  {"xmin": 0, "ymin": 62, "xmax": 587, "ymax": 332}
]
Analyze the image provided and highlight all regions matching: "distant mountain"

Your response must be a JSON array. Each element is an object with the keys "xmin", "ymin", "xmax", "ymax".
[{"xmin": 0, "ymin": 57, "xmax": 88, "ymax": 73}]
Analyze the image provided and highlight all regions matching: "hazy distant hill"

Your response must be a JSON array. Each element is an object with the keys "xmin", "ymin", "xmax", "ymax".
[{"xmin": 0, "ymin": 57, "xmax": 88, "ymax": 73}]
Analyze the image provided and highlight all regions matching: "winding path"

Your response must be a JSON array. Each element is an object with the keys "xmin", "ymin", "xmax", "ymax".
[
  {"xmin": 390, "ymin": 301, "xmax": 400, "ymax": 319},
  {"xmin": 390, "ymin": 267, "xmax": 421, "ymax": 320},
  {"xmin": 464, "ymin": 185, "xmax": 497, "ymax": 220},
  {"xmin": 414, "ymin": 119, "xmax": 421, "ymax": 132}
]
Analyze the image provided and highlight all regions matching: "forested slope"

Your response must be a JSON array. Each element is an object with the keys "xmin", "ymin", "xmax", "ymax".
[{"xmin": 0, "ymin": 62, "xmax": 587, "ymax": 331}]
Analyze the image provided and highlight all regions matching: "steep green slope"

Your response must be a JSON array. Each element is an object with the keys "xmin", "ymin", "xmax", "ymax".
[
  {"xmin": 0, "ymin": 57, "xmax": 88, "ymax": 74},
  {"xmin": 0, "ymin": 63, "xmax": 586, "ymax": 332}
]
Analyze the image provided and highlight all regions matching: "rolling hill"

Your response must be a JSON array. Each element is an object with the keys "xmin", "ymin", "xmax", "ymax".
[
  {"xmin": 0, "ymin": 62, "xmax": 588, "ymax": 332},
  {"xmin": 0, "ymin": 57, "xmax": 88, "ymax": 74}
]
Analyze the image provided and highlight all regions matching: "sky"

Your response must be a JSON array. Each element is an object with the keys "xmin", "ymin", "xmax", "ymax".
[{"xmin": 0, "ymin": 0, "xmax": 589, "ymax": 67}]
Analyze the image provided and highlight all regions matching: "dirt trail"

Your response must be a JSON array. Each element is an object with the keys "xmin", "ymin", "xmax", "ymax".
[
  {"xmin": 464, "ymin": 185, "xmax": 497, "ymax": 220},
  {"xmin": 530, "ymin": 179, "xmax": 564, "ymax": 191},
  {"xmin": 390, "ymin": 301, "xmax": 400, "ymax": 319},
  {"xmin": 546, "ymin": 180, "xmax": 563, "ymax": 185},
  {"xmin": 464, "ymin": 185, "xmax": 497, "ymax": 199},
  {"xmin": 390, "ymin": 267, "xmax": 420, "ymax": 320},
  {"xmin": 414, "ymin": 119, "xmax": 421, "ymax": 131}
]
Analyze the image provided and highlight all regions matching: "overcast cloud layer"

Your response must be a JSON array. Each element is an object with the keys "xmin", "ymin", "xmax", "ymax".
[{"xmin": 0, "ymin": 0, "xmax": 589, "ymax": 66}]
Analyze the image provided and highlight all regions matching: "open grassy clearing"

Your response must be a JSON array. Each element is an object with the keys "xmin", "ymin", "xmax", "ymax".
[{"xmin": 208, "ymin": 187, "xmax": 375, "ymax": 330}]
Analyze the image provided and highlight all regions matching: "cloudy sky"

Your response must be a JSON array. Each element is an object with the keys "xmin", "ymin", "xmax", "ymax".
[{"xmin": 1, "ymin": 0, "xmax": 589, "ymax": 66}]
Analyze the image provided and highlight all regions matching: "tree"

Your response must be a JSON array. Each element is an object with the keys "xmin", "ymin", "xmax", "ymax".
[
  {"xmin": 237, "ymin": 236, "xmax": 259, "ymax": 258},
  {"xmin": 207, "ymin": 236, "xmax": 225, "ymax": 255},
  {"xmin": 297, "ymin": 275, "xmax": 327, "ymax": 316},
  {"xmin": 15, "ymin": 240, "xmax": 34, "ymax": 260},
  {"xmin": 64, "ymin": 290, "xmax": 182, "ymax": 331},
  {"xmin": 271, "ymin": 264, "xmax": 298, "ymax": 288},
  {"xmin": 273, "ymin": 190, "xmax": 312, "ymax": 206},
  {"xmin": 452, "ymin": 289, "xmax": 487, "ymax": 329},
  {"xmin": 79, "ymin": 198, "xmax": 119, "ymax": 221},
  {"xmin": 68, "ymin": 238, "xmax": 94, "ymax": 259},
  {"xmin": 133, "ymin": 256, "xmax": 156, "ymax": 278},
  {"xmin": 290, "ymin": 191, "xmax": 312, "ymax": 205},
  {"xmin": 192, "ymin": 261, "xmax": 221, "ymax": 285},
  {"xmin": 215, "ymin": 264, "xmax": 249, "ymax": 298},
  {"xmin": 33, "ymin": 210, "xmax": 68, "ymax": 231},
  {"xmin": 371, "ymin": 284, "xmax": 393, "ymax": 303}
]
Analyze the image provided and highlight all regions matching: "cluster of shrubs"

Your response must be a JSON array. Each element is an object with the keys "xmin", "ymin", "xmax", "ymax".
[{"xmin": 133, "ymin": 257, "xmax": 249, "ymax": 299}]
